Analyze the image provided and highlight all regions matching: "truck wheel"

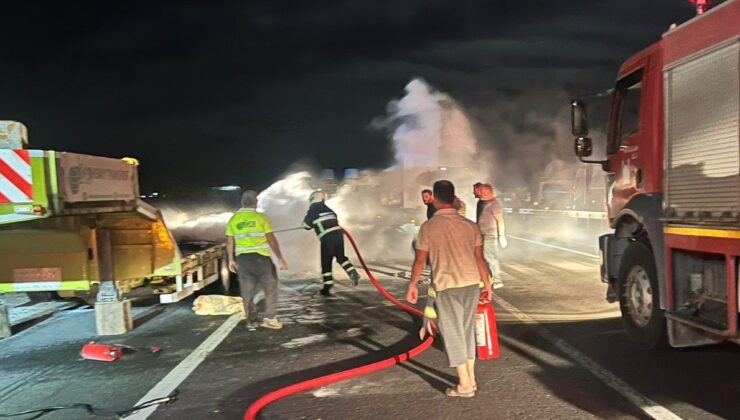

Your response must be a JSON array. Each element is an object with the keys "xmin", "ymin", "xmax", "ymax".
[
  {"xmin": 77, "ymin": 284, "xmax": 99, "ymax": 306},
  {"xmin": 26, "ymin": 292, "xmax": 54, "ymax": 303},
  {"xmin": 617, "ymin": 241, "xmax": 667, "ymax": 349}
]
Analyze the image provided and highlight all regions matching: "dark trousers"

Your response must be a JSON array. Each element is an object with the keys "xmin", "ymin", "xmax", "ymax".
[
  {"xmin": 236, "ymin": 253, "xmax": 278, "ymax": 322},
  {"xmin": 320, "ymin": 231, "xmax": 356, "ymax": 287}
]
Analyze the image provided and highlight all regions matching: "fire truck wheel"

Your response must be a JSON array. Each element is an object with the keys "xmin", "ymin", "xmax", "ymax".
[{"xmin": 617, "ymin": 241, "xmax": 667, "ymax": 349}]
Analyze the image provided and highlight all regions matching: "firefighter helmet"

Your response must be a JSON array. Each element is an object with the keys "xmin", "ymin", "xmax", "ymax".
[{"xmin": 309, "ymin": 190, "xmax": 326, "ymax": 203}]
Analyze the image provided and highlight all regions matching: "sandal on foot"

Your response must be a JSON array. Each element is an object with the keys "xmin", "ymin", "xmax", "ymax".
[{"xmin": 445, "ymin": 387, "xmax": 475, "ymax": 398}]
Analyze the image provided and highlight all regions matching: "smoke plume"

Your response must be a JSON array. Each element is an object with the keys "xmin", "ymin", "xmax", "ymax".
[{"xmin": 161, "ymin": 78, "xmax": 610, "ymax": 278}]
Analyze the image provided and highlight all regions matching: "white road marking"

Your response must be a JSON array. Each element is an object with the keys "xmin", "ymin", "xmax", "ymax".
[
  {"xmin": 125, "ymin": 313, "xmax": 242, "ymax": 419},
  {"xmin": 499, "ymin": 271, "xmax": 517, "ymax": 281},
  {"xmin": 509, "ymin": 235, "xmax": 599, "ymax": 259},
  {"xmin": 544, "ymin": 260, "xmax": 596, "ymax": 273},
  {"xmin": 495, "ymin": 297, "xmax": 682, "ymax": 420},
  {"xmin": 498, "ymin": 335, "xmax": 574, "ymax": 368},
  {"xmin": 506, "ymin": 309, "xmax": 620, "ymax": 323},
  {"xmin": 503, "ymin": 262, "xmax": 543, "ymax": 277}
]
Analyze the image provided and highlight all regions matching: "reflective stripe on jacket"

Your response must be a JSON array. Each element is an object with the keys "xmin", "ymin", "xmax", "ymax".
[
  {"xmin": 303, "ymin": 202, "xmax": 342, "ymax": 240},
  {"xmin": 226, "ymin": 208, "xmax": 274, "ymax": 257}
]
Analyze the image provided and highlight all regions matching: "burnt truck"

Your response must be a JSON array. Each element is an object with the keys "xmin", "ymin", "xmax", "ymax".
[
  {"xmin": 0, "ymin": 121, "xmax": 230, "ymax": 334},
  {"xmin": 572, "ymin": 0, "xmax": 740, "ymax": 348},
  {"xmin": 530, "ymin": 160, "xmax": 606, "ymax": 212}
]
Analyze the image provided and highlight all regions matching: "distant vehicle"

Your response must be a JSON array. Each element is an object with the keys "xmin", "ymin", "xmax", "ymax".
[
  {"xmin": 572, "ymin": 0, "xmax": 740, "ymax": 349},
  {"xmin": 529, "ymin": 159, "xmax": 606, "ymax": 212},
  {"xmin": 533, "ymin": 180, "xmax": 574, "ymax": 210},
  {"xmin": 498, "ymin": 192, "xmax": 524, "ymax": 214},
  {"xmin": 573, "ymin": 166, "xmax": 607, "ymax": 212}
]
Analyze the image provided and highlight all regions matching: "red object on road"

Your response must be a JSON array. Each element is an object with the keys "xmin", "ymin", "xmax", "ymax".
[
  {"xmin": 475, "ymin": 292, "xmax": 500, "ymax": 360},
  {"xmin": 80, "ymin": 342, "xmax": 122, "ymax": 362}
]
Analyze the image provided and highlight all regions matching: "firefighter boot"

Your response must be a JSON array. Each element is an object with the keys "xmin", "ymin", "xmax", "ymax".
[
  {"xmin": 341, "ymin": 260, "xmax": 360, "ymax": 286},
  {"xmin": 321, "ymin": 272, "xmax": 334, "ymax": 295},
  {"xmin": 349, "ymin": 269, "xmax": 360, "ymax": 286},
  {"xmin": 320, "ymin": 284, "xmax": 333, "ymax": 296}
]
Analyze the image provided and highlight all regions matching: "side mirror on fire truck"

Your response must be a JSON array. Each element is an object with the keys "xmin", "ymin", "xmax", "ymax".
[
  {"xmin": 574, "ymin": 137, "xmax": 593, "ymax": 158},
  {"xmin": 571, "ymin": 100, "xmax": 588, "ymax": 136}
]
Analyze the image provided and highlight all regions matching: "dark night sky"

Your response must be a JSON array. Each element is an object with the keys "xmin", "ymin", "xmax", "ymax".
[{"xmin": 1, "ymin": 1, "xmax": 695, "ymax": 194}]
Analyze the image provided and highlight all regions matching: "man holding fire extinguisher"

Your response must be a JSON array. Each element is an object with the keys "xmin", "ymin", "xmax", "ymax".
[{"xmin": 407, "ymin": 180, "xmax": 493, "ymax": 398}]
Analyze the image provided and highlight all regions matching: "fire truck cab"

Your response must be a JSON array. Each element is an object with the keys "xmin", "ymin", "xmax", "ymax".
[{"xmin": 572, "ymin": 0, "xmax": 740, "ymax": 348}]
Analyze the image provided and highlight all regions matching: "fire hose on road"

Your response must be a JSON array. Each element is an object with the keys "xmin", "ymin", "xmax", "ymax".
[{"xmin": 243, "ymin": 228, "xmax": 435, "ymax": 420}]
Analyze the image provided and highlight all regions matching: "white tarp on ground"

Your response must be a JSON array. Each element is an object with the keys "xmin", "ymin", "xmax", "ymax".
[{"xmin": 192, "ymin": 295, "xmax": 244, "ymax": 316}]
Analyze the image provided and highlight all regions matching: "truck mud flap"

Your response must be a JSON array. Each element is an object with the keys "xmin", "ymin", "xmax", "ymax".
[{"xmin": 598, "ymin": 234, "xmax": 615, "ymax": 283}]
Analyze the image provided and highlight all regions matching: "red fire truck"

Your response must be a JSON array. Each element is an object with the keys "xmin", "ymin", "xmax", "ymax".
[{"xmin": 572, "ymin": 0, "xmax": 740, "ymax": 348}]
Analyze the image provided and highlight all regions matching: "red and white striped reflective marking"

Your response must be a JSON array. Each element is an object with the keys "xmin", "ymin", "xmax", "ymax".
[{"xmin": 0, "ymin": 149, "xmax": 33, "ymax": 203}]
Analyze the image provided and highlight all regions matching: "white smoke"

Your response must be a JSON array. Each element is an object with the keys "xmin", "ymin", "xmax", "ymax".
[
  {"xmin": 164, "ymin": 78, "xmax": 499, "ymax": 276},
  {"xmin": 387, "ymin": 79, "xmax": 443, "ymax": 168},
  {"xmin": 256, "ymin": 171, "xmax": 315, "ymax": 213},
  {"xmin": 167, "ymin": 211, "xmax": 233, "ymax": 233},
  {"xmin": 159, "ymin": 78, "xmax": 615, "ymax": 282},
  {"xmin": 256, "ymin": 171, "xmax": 320, "ymax": 272},
  {"xmin": 371, "ymin": 78, "xmax": 493, "ymax": 213},
  {"xmin": 161, "ymin": 172, "xmax": 321, "ymax": 273},
  {"xmin": 377, "ymin": 78, "xmax": 482, "ymax": 172}
]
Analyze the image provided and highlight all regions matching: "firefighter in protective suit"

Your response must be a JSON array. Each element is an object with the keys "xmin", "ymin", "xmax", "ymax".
[{"xmin": 303, "ymin": 190, "xmax": 361, "ymax": 296}]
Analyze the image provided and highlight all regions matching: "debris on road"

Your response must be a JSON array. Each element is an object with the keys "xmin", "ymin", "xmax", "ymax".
[
  {"xmin": 192, "ymin": 295, "xmax": 245, "ymax": 316},
  {"xmin": 80, "ymin": 342, "xmax": 123, "ymax": 362},
  {"xmin": 80, "ymin": 341, "xmax": 162, "ymax": 362}
]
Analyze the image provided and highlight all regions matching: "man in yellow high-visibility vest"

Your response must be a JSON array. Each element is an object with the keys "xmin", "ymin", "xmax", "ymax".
[{"xmin": 226, "ymin": 190, "xmax": 288, "ymax": 331}]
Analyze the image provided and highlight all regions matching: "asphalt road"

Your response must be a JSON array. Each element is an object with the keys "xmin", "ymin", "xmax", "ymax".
[{"xmin": 0, "ymin": 217, "xmax": 738, "ymax": 420}]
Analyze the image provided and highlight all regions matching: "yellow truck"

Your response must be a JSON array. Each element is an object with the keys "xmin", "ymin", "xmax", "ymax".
[{"xmin": 0, "ymin": 121, "xmax": 230, "ymax": 307}]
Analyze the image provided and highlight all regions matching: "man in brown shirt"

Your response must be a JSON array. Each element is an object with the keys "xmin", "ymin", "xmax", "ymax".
[{"xmin": 407, "ymin": 180, "xmax": 492, "ymax": 398}]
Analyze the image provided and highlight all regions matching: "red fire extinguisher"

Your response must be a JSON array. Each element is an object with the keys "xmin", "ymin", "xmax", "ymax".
[
  {"xmin": 80, "ymin": 341, "xmax": 161, "ymax": 362},
  {"xmin": 475, "ymin": 291, "xmax": 500, "ymax": 360},
  {"xmin": 80, "ymin": 342, "xmax": 122, "ymax": 362}
]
